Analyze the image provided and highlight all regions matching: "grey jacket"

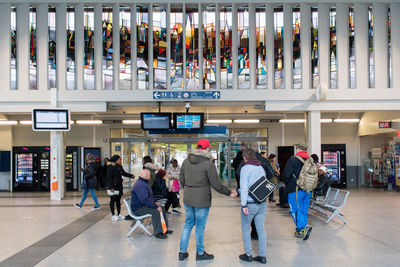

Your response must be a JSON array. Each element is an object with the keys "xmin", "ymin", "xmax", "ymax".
[{"xmin": 180, "ymin": 149, "xmax": 231, "ymax": 208}]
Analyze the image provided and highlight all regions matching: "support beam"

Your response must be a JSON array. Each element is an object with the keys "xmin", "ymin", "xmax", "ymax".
[
  {"xmin": 75, "ymin": 3, "xmax": 84, "ymax": 90},
  {"xmin": 266, "ymin": 4, "xmax": 274, "ymax": 89},
  {"xmin": 0, "ymin": 3, "xmax": 11, "ymax": 91},
  {"xmin": 249, "ymin": 4, "xmax": 256, "ymax": 90},
  {"xmin": 215, "ymin": 4, "xmax": 221, "ymax": 90},
  {"xmin": 166, "ymin": 4, "xmax": 171, "ymax": 90},
  {"xmin": 283, "ymin": 4, "xmax": 293, "ymax": 89},
  {"xmin": 392, "ymin": 3, "xmax": 400, "ymax": 88},
  {"xmin": 37, "ymin": 4, "xmax": 48, "ymax": 91},
  {"xmin": 113, "ymin": 4, "xmax": 120, "ymax": 90},
  {"xmin": 300, "ymin": 4, "xmax": 311, "ymax": 89},
  {"xmin": 17, "ymin": 3, "xmax": 29, "ymax": 90},
  {"xmin": 131, "ymin": 4, "xmax": 137, "ymax": 90},
  {"xmin": 307, "ymin": 110, "xmax": 321, "ymax": 158},
  {"xmin": 148, "ymin": 4, "xmax": 153, "ymax": 90},
  {"xmin": 232, "ymin": 4, "xmax": 238, "ymax": 89},
  {"xmin": 373, "ymin": 3, "xmax": 388, "ymax": 89},
  {"xmin": 198, "ymin": 3, "xmax": 203, "ymax": 90},
  {"xmin": 336, "ymin": 3, "xmax": 350, "ymax": 89},
  {"xmin": 56, "ymin": 3, "xmax": 67, "ymax": 90},
  {"xmin": 94, "ymin": 4, "xmax": 102, "ymax": 90},
  {"xmin": 354, "ymin": 3, "xmax": 369, "ymax": 89},
  {"xmin": 318, "ymin": 3, "xmax": 330, "ymax": 89}
]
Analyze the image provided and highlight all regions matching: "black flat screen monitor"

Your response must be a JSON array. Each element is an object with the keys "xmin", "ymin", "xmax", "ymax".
[
  {"xmin": 173, "ymin": 113, "xmax": 204, "ymax": 130},
  {"xmin": 32, "ymin": 109, "xmax": 70, "ymax": 131},
  {"xmin": 141, "ymin": 113, "xmax": 172, "ymax": 130}
]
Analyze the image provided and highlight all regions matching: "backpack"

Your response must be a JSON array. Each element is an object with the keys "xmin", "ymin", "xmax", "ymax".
[{"xmin": 294, "ymin": 156, "xmax": 319, "ymax": 192}]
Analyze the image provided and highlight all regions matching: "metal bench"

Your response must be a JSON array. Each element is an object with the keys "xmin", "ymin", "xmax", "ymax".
[
  {"xmin": 310, "ymin": 188, "xmax": 350, "ymax": 224},
  {"xmin": 123, "ymin": 197, "xmax": 153, "ymax": 237}
]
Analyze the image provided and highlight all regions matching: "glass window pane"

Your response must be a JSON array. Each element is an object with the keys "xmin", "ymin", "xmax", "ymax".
[
  {"xmin": 274, "ymin": 6, "xmax": 284, "ymax": 89},
  {"xmin": 153, "ymin": 6, "xmax": 167, "ymax": 89},
  {"xmin": 312, "ymin": 6, "xmax": 319, "ymax": 89},
  {"xmin": 186, "ymin": 7, "xmax": 199, "ymax": 89},
  {"xmin": 293, "ymin": 6, "xmax": 301, "ymax": 89},
  {"xmin": 368, "ymin": 6, "xmax": 374, "ymax": 88},
  {"xmin": 220, "ymin": 5, "xmax": 233, "ymax": 89},
  {"xmin": 170, "ymin": 7, "xmax": 184, "ymax": 89},
  {"xmin": 102, "ymin": 6, "xmax": 113, "ymax": 90},
  {"xmin": 120, "ymin": 6, "xmax": 131, "ymax": 90},
  {"xmin": 203, "ymin": 6, "xmax": 216, "ymax": 89},
  {"xmin": 29, "ymin": 7, "xmax": 37, "ymax": 90},
  {"xmin": 84, "ymin": 7, "xmax": 95, "ymax": 90},
  {"xmin": 238, "ymin": 6, "xmax": 249, "ymax": 89},
  {"xmin": 349, "ymin": 7, "xmax": 355, "ymax": 88},
  {"xmin": 389, "ymin": 9, "xmax": 392, "ymax": 88},
  {"xmin": 137, "ymin": 6, "xmax": 149, "ymax": 90},
  {"xmin": 330, "ymin": 7, "xmax": 337, "ymax": 88},
  {"xmin": 256, "ymin": 6, "xmax": 267, "ymax": 88},
  {"xmin": 66, "ymin": 7, "xmax": 74, "ymax": 89},
  {"xmin": 11, "ymin": 6, "xmax": 17, "ymax": 90}
]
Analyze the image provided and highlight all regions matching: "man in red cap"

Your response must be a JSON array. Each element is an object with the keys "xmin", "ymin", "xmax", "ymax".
[{"xmin": 178, "ymin": 139, "xmax": 237, "ymax": 261}]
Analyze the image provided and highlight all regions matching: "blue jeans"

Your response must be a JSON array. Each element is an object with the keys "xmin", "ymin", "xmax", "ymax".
[
  {"xmin": 79, "ymin": 188, "xmax": 100, "ymax": 207},
  {"xmin": 179, "ymin": 205, "xmax": 210, "ymax": 254},
  {"xmin": 241, "ymin": 202, "xmax": 267, "ymax": 257},
  {"xmin": 288, "ymin": 190, "xmax": 311, "ymax": 231}
]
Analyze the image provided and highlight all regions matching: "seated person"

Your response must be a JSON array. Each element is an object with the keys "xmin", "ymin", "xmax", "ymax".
[
  {"xmin": 314, "ymin": 166, "xmax": 331, "ymax": 199},
  {"xmin": 131, "ymin": 169, "xmax": 173, "ymax": 239},
  {"xmin": 152, "ymin": 169, "xmax": 182, "ymax": 215}
]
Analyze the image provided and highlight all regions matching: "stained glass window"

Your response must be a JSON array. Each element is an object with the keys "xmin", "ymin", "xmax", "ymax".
[
  {"xmin": 153, "ymin": 6, "xmax": 167, "ymax": 89},
  {"xmin": 312, "ymin": 6, "xmax": 319, "ymax": 89},
  {"xmin": 66, "ymin": 7, "xmax": 74, "ymax": 90},
  {"xmin": 170, "ymin": 7, "xmax": 183, "ymax": 89},
  {"xmin": 11, "ymin": 6, "xmax": 16, "ymax": 90},
  {"xmin": 29, "ymin": 7, "xmax": 37, "ymax": 89},
  {"xmin": 368, "ymin": 6, "xmax": 374, "ymax": 88},
  {"xmin": 220, "ymin": 6, "xmax": 232, "ymax": 89},
  {"xmin": 84, "ymin": 7, "xmax": 95, "ymax": 90},
  {"xmin": 349, "ymin": 7, "xmax": 355, "ymax": 88},
  {"xmin": 186, "ymin": 7, "xmax": 199, "ymax": 89},
  {"xmin": 203, "ymin": 6, "xmax": 216, "ymax": 89},
  {"xmin": 102, "ymin": 6, "xmax": 113, "ymax": 90},
  {"xmin": 274, "ymin": 6, "xmax": 284, "ymax": 89},
  {"xmin": 293, "ymin": 6, "xmax": 301, "ymax": 89},
  {"xmin": 120, "ymin": 6, "xmax": 131, "ymax": 90},
  {"xmin": 137, "ymin": 5, "xmax": 149, "ymax": 90},
  {"xmin": 256, "ymin": 6, "xmax": 266, "ymax": 88},
  {"xmin": 330, "ymin": 7, "xmax": 337, "ymax": 88},
  {"xmin": 238, "ymin": 6, "xmax": 250, "ymax": 88}
]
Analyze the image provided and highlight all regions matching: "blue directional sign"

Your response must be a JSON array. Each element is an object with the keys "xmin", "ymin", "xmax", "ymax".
[{"xmin": 153, "ymin": 91, "xmax": 221, "ymax": 100}]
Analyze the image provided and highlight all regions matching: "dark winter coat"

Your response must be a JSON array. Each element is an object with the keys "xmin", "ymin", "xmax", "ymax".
[
  {"xmin": 82, "ymin": 161, "xmax": 97, "ymax": 189},
  {"xmin": 256, "ymin": 152, "xmax": 274, "ymax": 180},
  {"xmin": 180, "ymin": 149, "xmax": 231, "ymax": 208},
  {"xmin": 131, "ymin": 177, "xmax": 157, "ymax": 212},
  {"xmin": 107, "ymin": 163, "xmax": 134, "ymax": 191},
  {"xmin": 283, "ymin": 151, "xmax": 309, "ymax": 194},
  {"xmin": 152, "ymin": 175, "xmax": 168, "ymax": 198},
  {"xmin": 314, "ymin": 174, "xmax": 331, "ymax": 197}
]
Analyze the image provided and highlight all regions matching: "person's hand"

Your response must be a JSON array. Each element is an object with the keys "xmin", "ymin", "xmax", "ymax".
[
  {"xmin": 111, "ymin": 189, "xmax": 114, "ymax": 192},
  {"xmin": 242, "ymin": 207, "xmax": 249, "ymax": 215},
  {"xmin": 230, "ymin": 190, "xmax": 237, "ymax": 198},
  {"xmin": 157, "ymin": 207, "xmax": 162, "ymax": 212}
]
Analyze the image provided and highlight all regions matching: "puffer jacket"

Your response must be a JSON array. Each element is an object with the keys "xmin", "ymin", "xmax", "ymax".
[
  {"xmin": 144, "ymin": 162, "xmax": 159, "ymax": 188},
  {"xmin": 82, "ymin": 161, "xmax": 97, "ymax": 189},
  {"xmin": 180, "ymin": 149, "xmax": 231, "ymax": 208}
]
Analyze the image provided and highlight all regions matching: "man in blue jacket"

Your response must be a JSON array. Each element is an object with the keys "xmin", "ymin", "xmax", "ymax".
[{"xmin": 131, "ymin": 169, "xmax": 173, "ymax": 239}]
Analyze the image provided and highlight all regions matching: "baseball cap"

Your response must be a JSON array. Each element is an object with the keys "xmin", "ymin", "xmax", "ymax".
[
  {"xmin": 295, "ymin": 143, "xmax": 308, "ymax": 150},
  {"xmin": 197, "ymin": 139, "xmax": 212, "ymax": 150}
]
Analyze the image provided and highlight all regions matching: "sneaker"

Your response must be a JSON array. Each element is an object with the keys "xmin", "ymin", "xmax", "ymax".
[
  {"xmin": 253, "ymin": 256, "xmax": 267, "ymax": 264},
  {"xmin": 118, "ymin": 214, "xmax": 125, "ymax": 220},
  {"xmin": 196, "ymin": 251, "xmax": 214, "ymax": 261},
  {"xmin": 166, "ymin": 230, "xmax": 173, "ymax": 234},
  {"xmin": 111, "ymin": 215, "xmax": 119, "ymax": 221},
  {"xmin": 178, "ymin": 252, "xmax": 189, "ymax": 261},
  {"xmin": 294, "ymin": 230, "xmax": 304, "ymax": 238},
  {"xmin": 239, "ymin": 253, "xmax": 253, "ymax": 262},
  {"xmin": 172, "ymin": 209, "xmax": 182, "ymax": 215},
  {"xmin": 166, "ymin": 211, "xmax": 171, "ymax": 215},
  {"xmin": 155, "ymin": 233, "xmax": 167, "ymax": 239},
  {"xmin": 92, "ymin": 206, "xmax": 101, "ymax": 210},
  {"xmin": 74, "ymin": 203, "xmax": 82, "ymax": 209},
  {"xmin": 303, "ymin": 226, "xmax": 312, "ymax": 241}
]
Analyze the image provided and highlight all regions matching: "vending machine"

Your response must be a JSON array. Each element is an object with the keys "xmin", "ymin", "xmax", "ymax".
[
  {"xmin": 13, "ymin": 146, "xmax": 51, "ymax": 191},
  {"xmin": 65, "ymin": 146, "xmax": 84, "ymax": 191},
  {"xmin": 322, "ymin": 144, "xmax": 347, "ymax": 188}
]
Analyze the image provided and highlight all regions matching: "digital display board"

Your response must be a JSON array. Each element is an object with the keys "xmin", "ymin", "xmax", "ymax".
[
  {"xmin": 141, "ymin": 113, "xmax": 172, "ymax": 130},
  {"xmin": 32, "ymin": 109, "xmax": 70, "ymax": 131},
  {"xmin": 173, "ymin": 113, "xmax": 204, "ymax": 130}
]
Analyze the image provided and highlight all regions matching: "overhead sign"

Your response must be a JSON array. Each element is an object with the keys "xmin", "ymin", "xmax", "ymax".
[
  {"xmin": 153, "ymin": 91, "xmax": 221, "ymax": 100},
  {"xmin": 379, "ymin": 121, "xmax": 391, "ymax": 129}
]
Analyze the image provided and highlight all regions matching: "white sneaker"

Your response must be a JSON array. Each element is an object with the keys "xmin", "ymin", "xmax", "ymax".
[
  {"xmin": 172, "ymin": 209, "xmax": 182, "ymax": 215},
  {"xmin": 118, "ymin": 214, "xmax": 125, "ymax": 220},
  {"xmin": 112, "ymin": 215, "xmax": 119, "ymax": 221}
]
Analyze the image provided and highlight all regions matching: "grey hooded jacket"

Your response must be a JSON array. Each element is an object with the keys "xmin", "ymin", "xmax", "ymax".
[{"xmin": 180, "ymin": 149, "xmax": 231, "ymax": 208}]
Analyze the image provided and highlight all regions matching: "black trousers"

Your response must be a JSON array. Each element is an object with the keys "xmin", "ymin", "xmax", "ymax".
[
  {"xmin": 109, "ymin": 191, "xmax": 123, "ymax": 215},
  {"xmin": 134, "ymin": 206, "xmax": 168, "ymax": 235},
  {"xmin": 164, "ymin": 192, "xmax": 180, "ymax": 211}
]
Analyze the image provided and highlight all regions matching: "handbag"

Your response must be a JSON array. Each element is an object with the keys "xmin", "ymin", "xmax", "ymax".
[
  {"xmin": 171, "ymin": 179, "xmax": 180, "ymax": 193},
  {"xmin": 248, "ymin": 176, "xmax": 276, "ymax": 204}
]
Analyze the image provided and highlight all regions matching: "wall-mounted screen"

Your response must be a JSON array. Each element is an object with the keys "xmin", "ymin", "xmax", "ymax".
[
  {"xmin": 141, "ymin": 113, "xmax": 172, "ymax": 130},
  {"xmin": 173, "ymin": 113, "xmax": 204, "ymax": 130},
  {"xmin": 32, "ymin": 109, "xmax": 70, "ymax": 131}
]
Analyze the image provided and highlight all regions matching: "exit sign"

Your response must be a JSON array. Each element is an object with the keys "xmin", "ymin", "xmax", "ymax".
[{"xmin": 379, "ymin": 121, "xmax": 391, "ymax": 128}]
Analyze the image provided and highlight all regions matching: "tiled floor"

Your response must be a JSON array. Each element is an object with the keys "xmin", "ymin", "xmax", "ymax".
[{"xmin": 0, "ymin": 189, "xmax": 399, "ymax": 267}]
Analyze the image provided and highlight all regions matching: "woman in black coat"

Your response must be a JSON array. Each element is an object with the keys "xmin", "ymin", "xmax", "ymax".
[{"xmin": 107, "ymin": 155, "xmax": 134, "ymax": 221}]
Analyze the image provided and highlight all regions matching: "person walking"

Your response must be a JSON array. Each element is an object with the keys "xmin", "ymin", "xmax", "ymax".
[
  {"xmin": 238, "ymin": 148, "xmax": 267, "ymax": 264},
  {"xmin": 107, "ymin": 155, "xmax": 134, "ymax": 221},
  {"xmin": 267, "ymin": 154, "xmax": 280, "ymax": 203},
  {"xmin": 74, "ymin": 153, "xmax": 100, "ymax": 210},
  {"xmin": 178, "ymin": 139, "xmax": 236, "ymax": 261}
]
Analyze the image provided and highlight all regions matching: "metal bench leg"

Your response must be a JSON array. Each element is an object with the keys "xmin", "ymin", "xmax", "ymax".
[
  {"xmin": 127, "ymin": 222, "xmax": 139, "ymax": 237},
  {"xmin": 336, "ymin": 211, "xmax": 347, "ymax": 224},
  {"xmin": 140, "ymin": 221, "xmax": 153, "ymax": 237},
  {"xmin": 325, "ymin": 210, "xmax": 337, "ymax": 224}
]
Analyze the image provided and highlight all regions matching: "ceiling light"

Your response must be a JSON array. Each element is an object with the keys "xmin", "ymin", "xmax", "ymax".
[
  {"xmin": 19, "ymin": 120, "xmax": 33, "ymax": 125},
  {"xmin": 233, "ymin": 119, "xmax": 260, "ymax": 123},
  {"xmin": 0, "ymin": 120, "xmax": 18, "ymax": 125},
  {"xmin": 206, "ymin": 120, "xmax": 232, "ymax": 124},
  {"xmin": 75, "ymin": 120, "xmax": 103, "ymax": 125},
  {"xmin": 320, "ymin": 119, "xmax": 333, "ymax": 123},
  {"xmin": 334, "ymin": 118, "xmax": 360, "ymax": 123},
  {"xmin": 279, "ymin": 119, "xmax": 306, "ymax": 123},
  {"xmin": 122, "ymin": 120, "xmax": 141, "ymax": 124}
]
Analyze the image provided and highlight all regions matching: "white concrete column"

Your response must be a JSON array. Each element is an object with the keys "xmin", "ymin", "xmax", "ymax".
[
  {"xmin": 232, "ymin": 4, "xmax": 238, "ymax": 89},
  {"xmin": 75, "ymin": 4, "xmax": 84, "ymax": 90},
  {"xmin": 266, "ymin": 4, "xmax": 274, "ymax": 89},
  {"xmin": 249, "ymin": 4, "xmax": 256, "ymax": 90},
  {"xmin": 307, "ymin": 110, "xmax": 321, "ymax": 159},
  {"xmin": 56, "ymin": 4, "xmax": 67, "ymax": 90},
  {"xmin": 131, "ymin": 4, "xmax": 137, "ymax": 90},
  {"xmin": 37, "ymin": 4, "xmax": 48, "ymax": 91},
  {"xmin": 283, "ymin": 4, "xmax": 293, "ymax": 89},
  {"xmin": 318, "ymin": 3, "xmax": 330, "ymax": 89},
  {"xmin": 373, "ymin": 4, "xmax": 388, "ymax": 89},
  {"xmin": 183, "ymin": 3, "xmax": 187, "ymax": 89},
  {"xmin": 113, "ymin": 4, "xmax": 120, "ymax": 90},
  {"xmin": 0, "ymin": 3, "xmax": 11, "ymax": 91},
  {"xmin": 148, "ymin": 4, "xmax": 154, "ymax": 90},
  {"xmin": 198, "ymin": 3, "xmax": 203, "ymax": 90},
  {"xmin": 166, "ymin": 4, "xmax": 171, "ymax": 90},
  {"xmin": 300, "ymin": 4, "xmax": 311, "ymax": 89},
  {"xmin": 94, "ymin": 4, "xmax": 102, "ymax": 90},
  {"xmin": 17, "ymin": 3, "xmax": 29, "ymax": 90},
  {"xmin": 215, "ymin": 4, "xmax": 221, "ymax": 90},
  {"xmin": 354, "ymin": 3, "xmax": 369, "ymax": 89},
  {"xmin": 336, "ymin": 3, "xmax": 350, "ymax": 89},
  {"xmin": 392, "ymin": 3, "xmax": 400, "ymax": 88}
]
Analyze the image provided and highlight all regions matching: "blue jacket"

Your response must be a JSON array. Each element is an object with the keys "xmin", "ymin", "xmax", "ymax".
[
  {"xmin": 131, "ymin": 178, "xmax": 157, "ymax": 212},
  {"xmin": 240, "ymin": 163, "xmax": 266, "ymax": 207}
]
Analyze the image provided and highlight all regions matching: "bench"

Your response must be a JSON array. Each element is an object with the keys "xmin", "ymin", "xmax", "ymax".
[
  {"xmin": 310, "ymin": 188, "xmax": 350, "ymax": 224},
  {"xmin": 123, "ymin": 197, "xmax": 153, "ymax": 237}
]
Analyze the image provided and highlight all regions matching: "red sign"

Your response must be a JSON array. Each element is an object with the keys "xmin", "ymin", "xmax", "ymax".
[{"xmin": 379, "ymin": 122, "xmax": 391, "ymax": 128}]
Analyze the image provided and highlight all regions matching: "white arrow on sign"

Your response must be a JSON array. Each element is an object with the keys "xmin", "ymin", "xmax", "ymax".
[
  {"xmin": 213, "ymin": 91, "xmax": 220, "ymax": 98},
  {"xmin": 153, "ymin": 92, "xmax": 160, "ymax": 99}
]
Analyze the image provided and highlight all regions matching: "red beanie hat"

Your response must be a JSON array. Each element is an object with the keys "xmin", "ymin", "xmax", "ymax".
[{"xmin": 157, "ymin": 169, "xmax": 167, "ymax": 179}]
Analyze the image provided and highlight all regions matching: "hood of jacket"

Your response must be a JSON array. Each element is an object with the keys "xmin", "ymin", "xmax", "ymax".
[
  {"xmin": 144, "ymin": 162, "xmax": 159, "ymax": 171},
  {"xmin": 296, "ymin": 150, "xmax": 310, "ymax": 159},
  {"xmin": 188, "ymin": 149, "xmax": 213, "ymax": 164}
]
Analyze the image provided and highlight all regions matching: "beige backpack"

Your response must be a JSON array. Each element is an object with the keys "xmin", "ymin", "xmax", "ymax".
[{"xmin": 294, "ymin": 156, "xmax": 319, "ymax": 192}]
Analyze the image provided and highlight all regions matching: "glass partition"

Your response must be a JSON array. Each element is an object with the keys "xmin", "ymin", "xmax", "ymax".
[
  {"xmin": 84, "ymin": 7, "xmax": 95, "ymax": 90},
  {"xmin": 274, "ymin": 6, "xmax": 284, "ymax": 88},
  {"xmin": 220, "ymin": 5, "xmax": 233, "ymax": 89},
  {"xmin": 256, "ymin": 6, "xmax": 267, "ymax": 88},
  {"xmin": 186, "ymin": 6, "xmax": 199, "ymax": 89},
  {"xmin": 11, "ymin": 6, "xmax": 16, "ymax": 90},
  {"xmin": 238, "ymin": 6, "xmax": 250, "ymax": 89},
  {"xmin": 330, "ymin": 7, "xmax": 337, "ymax": 88},
  {"xmin": 137, "ymin": 5, "xmax": 149, "ymax": 89},
  {"xmin": 170, "ymin": 7, "xmax": 184, "ymax": 88},
  {"xmin": 293, "ymin": 6, "xmax": 301, "ymax": 89},
  {"xmin": 29, "ymin": 7, "xmax": 37, "ymax": 89},
  {"xmin": 66, "ymin": 7, "xmax": 74, "ymax": 89},
  {"xmin": 102, "ymin": 6, "xmax": 113, "ymax": 90},
  {"xmin": 312, "ymin": 6, "xmax": 319, "ymax": 88},
  {"xmin": 203, "ymin": 5, "xmax": 216, "ymax": 89},
  {"xmin": 119, "ymin": 6, "xmax": 131, "ymax": 90},
  {"xmin": 153, "ymin": 6, "xmax": 167, "ymax": 89}
]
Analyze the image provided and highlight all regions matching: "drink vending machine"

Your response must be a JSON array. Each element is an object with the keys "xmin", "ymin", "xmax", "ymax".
[
  {"xmin": 65, "ymin": 146, "xmax": 84, "ymax": 191},
  {"xmin": 321, "ymin": 144, "xmax": 347, "ymax": 188}
]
